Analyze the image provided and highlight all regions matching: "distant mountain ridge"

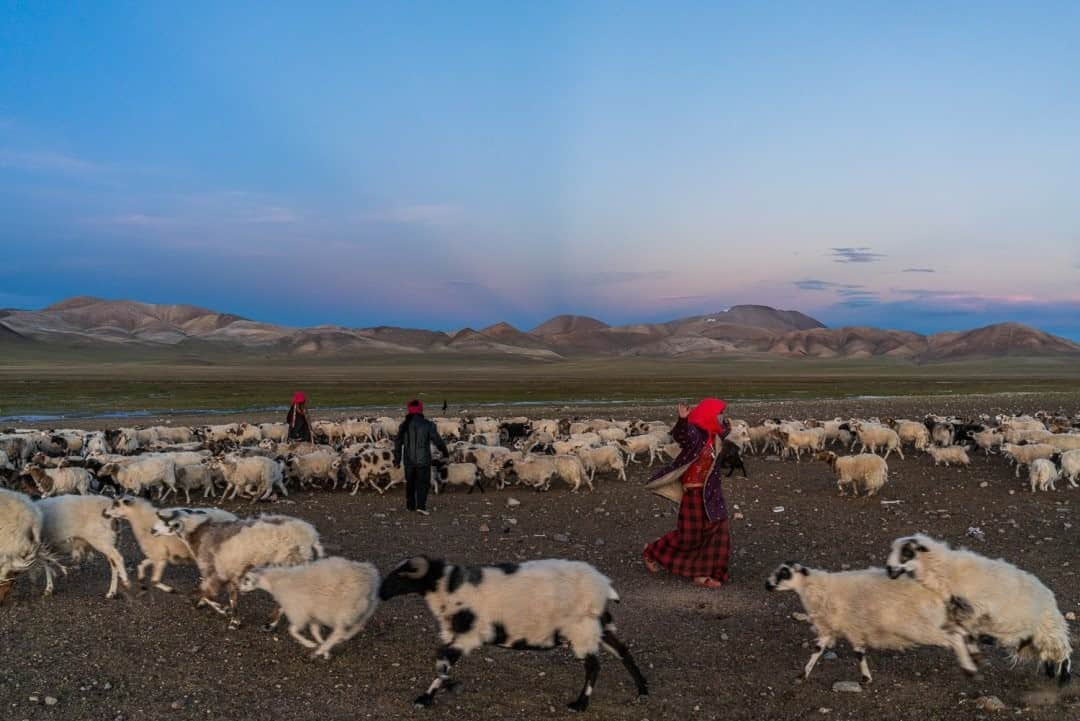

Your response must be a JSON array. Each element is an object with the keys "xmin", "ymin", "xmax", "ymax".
[{"xmin": 1, "ymin": 296, "xmax": 1077, "ymax": 362}]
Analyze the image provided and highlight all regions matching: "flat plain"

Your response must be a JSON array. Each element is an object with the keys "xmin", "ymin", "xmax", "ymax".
[{"xmin": 1, "ymin": 382, "xmax": 1079, "ymax": 720}]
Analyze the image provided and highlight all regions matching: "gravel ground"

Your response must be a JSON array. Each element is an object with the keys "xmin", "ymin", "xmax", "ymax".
[{"xmin": 2, "ymin": 393, "xmax": 1079, "ymax": 721}]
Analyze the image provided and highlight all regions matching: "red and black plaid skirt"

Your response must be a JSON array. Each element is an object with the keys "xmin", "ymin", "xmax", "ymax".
[{"xmin": 644, "ymin": 459, "xmax": 730, "ymax": 582}]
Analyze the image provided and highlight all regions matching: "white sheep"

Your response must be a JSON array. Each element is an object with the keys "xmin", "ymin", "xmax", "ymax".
[
  {"xmin": 239, "ymin": 557, "xmax": 380, "ymax": 659},
  {"xmin": 888, "ymin": 420, "xmax": 930, "ymax": 450},
  {"xmin": 378, "ymin": 556, "xmax": 649, "ymax": 711},
  {"xmin": 1001, "ymin": 443, "xmax": 1056, "ymax": 478},
  {"xmin": 285, "ymin": 450, "xmax": 339, "ymax": 490},
  {"xmin": 765, "ymin": 562, "xmax": 977, "ymax": 684},
  {"xmin": 816, "ymin": 451, "xmax": 888, "ymax": 496},
  {"xmin": 1046, "ymin": 434, "xmax": 1080, "ymax": 453},
  {"xmin": 853, "ymin": 423, "xmax": 904, "ymax": 460},
  {"xmin": 618, "ymin": 433, "xmax": 664, "ymax": 465},
  {"xmin": 153, "ymin": 512, "xmax": 324, "ymax": 628},
  {"xmin": 22, "ymin": 464, "xmax": 93, "ymax": 496},
  {"xmin": 258, "ymin": 422, "xmax": 289, "ymax": 443},
  {"xmin": 970, "ymin": 429, "xmax": 1002, "ymax": 456},
  {"xmin": 105, "ymin": 497, "xmax": 236, "ymax": 592},
  {"xmin": 885, "ymin": 534, "xmax": 1072, "ymax": 685},
  {"xmin": 574, "ymin": 445, "xmax": 627, "ymax": 482},
  {"xmin": 1059, "ymin": 449, "xmax": 1080, "ymax": 488},
  {"xmin": 99, "ymin": 456, "xmax": 177, "ymax": 500},
  {"xmin": 1028, "ymin": 458, "xmax": 1059, "ymax": 492},
  {"xmin": 778, "ymin": 427, "xmax": 825, "ymax": 460},
  {"xmin": 0, "ymin": 488, "xmax": 50, "ymax": 604},
  {"xmin": 176, "ymin": 463, "xmax": 216, "ymax": 503},
  {"xmin": 215, "ymin": 455, "xmax": 287, "ymax": 500},
  {"xmin": 925, "ymin": 445, "xmax": 971, "ymax": 467},
  {"xmin": 36, "ymin": 495, "xmax": 130, "ymax": 599}
]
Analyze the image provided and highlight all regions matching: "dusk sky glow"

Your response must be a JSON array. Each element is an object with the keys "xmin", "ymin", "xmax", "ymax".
[{"xmin": 2, "ymin": 3, "xmax": 1079, "ymax": 339}]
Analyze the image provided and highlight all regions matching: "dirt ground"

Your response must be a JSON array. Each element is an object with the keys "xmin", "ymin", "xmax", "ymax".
[{"xmin": 2, "ymin": 393, "xmax": 1079, "ymax": 721}]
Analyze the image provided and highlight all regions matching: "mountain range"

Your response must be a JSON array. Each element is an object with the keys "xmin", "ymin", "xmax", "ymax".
[{"xmin": 1, "ymin": 296, "xmax": 1077, "ymax": 362}]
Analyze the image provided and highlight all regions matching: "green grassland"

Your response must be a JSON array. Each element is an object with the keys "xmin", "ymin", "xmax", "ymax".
[{"xmin": 1, "ymin": 353, "xmax": 1078, "ymax": 417}]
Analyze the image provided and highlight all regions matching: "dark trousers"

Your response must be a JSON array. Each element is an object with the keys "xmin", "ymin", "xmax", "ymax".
[{"xmin": 405, "ymin": 465, "xmax": 430, "ymax": 511}]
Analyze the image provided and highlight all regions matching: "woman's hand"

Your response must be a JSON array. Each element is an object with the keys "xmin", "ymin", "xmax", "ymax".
[{"xmin": 677, "ymin": 403, "xmax": 691, "ymax": 419}]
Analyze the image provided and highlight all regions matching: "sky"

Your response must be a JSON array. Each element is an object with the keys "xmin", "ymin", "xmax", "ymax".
[{"xmin": 2, "ymin": 2, "xmax": 1079, "ymax": 339}]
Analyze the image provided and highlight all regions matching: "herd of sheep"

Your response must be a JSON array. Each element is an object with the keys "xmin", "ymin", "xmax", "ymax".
[{"xmin": 1, "ymin": 407, "xmax": 1078, "ymax": 709}]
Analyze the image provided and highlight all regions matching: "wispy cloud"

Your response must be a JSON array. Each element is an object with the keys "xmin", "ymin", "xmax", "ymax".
[
  {"xmin": 793, "ymin": 279, "xmax": 862, "ymax": 291},
  {"xmin": 0, "ymin": 148, "xmax": 102, "ymax": 175},
  {"xmin": 585, "ymin": 270, "xmax": 672, "ymax": 285},
  {"xmin": 902, "ymin": 267, "xmax": 935, "ymax": 273},
  {"xmin": 830, "ymin": 247, "xmax": 885, "ymax": 263},
  {"xmin": 358, "ymin": 204, "xmax": 463, "ymax": 226},
  {"xmin": 658, "ymin": 294, "xmax": 709, "ymax": 302}
]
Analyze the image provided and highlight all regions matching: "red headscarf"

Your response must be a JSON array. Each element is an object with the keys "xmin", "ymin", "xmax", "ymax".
[
  {"xmin": 292, "ymin": 391, "xmax": 306, "ymax": 405},
  {"xmin": 407, "ymin": 399, "xmax": 423, "ymax": 414},
  {"xmin": 687, "ymin": 397, "xmax": 727, "ymax": 438}
]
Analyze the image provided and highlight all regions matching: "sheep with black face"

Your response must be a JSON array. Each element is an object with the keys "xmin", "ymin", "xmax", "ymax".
[
  {"xmin": 885, "ymin": 534, "xmax": 1072, "ymax": 686},
  {"xmin": 379, "ymin": 555, "xmax": 648, "ymax": 712}
]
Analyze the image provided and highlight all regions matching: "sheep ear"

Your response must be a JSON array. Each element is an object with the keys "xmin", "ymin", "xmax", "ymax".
[
  {"xmin": 797, "ymin": 566, "xmax": 809, "ymax": 575},
  {"xmin": 915, "ymin": 544, "xmax": 928, "ymax": 553},
  {"xmin": 401, "ymin": 556, "xmax": 430, "ymax": 579}
]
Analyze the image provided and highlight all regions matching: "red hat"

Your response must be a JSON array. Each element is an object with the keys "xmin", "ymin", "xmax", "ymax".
[
  {"xmin": 292, "ymin": 391, "xmax": 306, "ymax": 405},
  {"xmin": 407, "ymin": 399, "xmax": 423, "ymax": 414},
  {"xmin": 687, "ymin": 397, "xmax": 727, "ymax": 436}
]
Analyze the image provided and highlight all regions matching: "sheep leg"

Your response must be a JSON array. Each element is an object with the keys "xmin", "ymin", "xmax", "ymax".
[
  {"xmin": 312, "ymin": 625, "xmax": 349, "ymax": 660},
  {"xmin": 947, "ymin": 634, "xmax": 979, "ymax": 677},
  {"xmin": 568, "ymin": 653, "xmax": 600, "ymax": 712},
  {"xmin": 226, "ymin": 583, "xmax": 241, "ymax": 628},
  {"xmin": 803, "ymin": 635, "xmax": 833, "ymax": 679},
  {"xmin": 43, "ymin": 563, "xmax": 56, "ymax": 597},
  {"xmin": 415, "ymin": 645, "xmax": 462, "ymax": 707},
  {"xmin": 183, "ymin": 488, "xmax": 192, "ymax": 504},
  {"xmin": 102, "ymin": 546, "xmax": 129, "ymax": 599},
  {"xmin": 601, "ymin": 627, "xmax": 649, "ymax": 696},
  {"xmin": 136, "ymin": 558, "xmax": 153, "ymax": 582},
  {"xmin": 262, "ymin": 606, "xmax": 285, "ymax": 632},
  {"xmin": 309, "ymin": 622, "xmax": 326, "ymax": 645},
  {"xmin": 895, "ymin": 446, "xmax": 904, "ymax": 460},
  {"xmin": 287, "ymin": 623, "xmax": 319, "ymax": 649},
  {"xmin": 854, "ymin": 647, "xmax": 873, "ymax": 685},
  {"xmin": 149, "ymin": 561, "xmax": 173, "ymax": 593}
]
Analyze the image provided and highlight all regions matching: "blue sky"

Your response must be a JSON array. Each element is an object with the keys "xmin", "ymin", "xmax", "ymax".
[{"xmin": 2, "ymin": 2, "xmax": 1079, "ymax": 338}]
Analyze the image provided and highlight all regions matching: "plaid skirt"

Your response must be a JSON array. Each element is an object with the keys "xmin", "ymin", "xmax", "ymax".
[{"xmin": 644, "ymin": 485, "xmax": 731, "ymax": 582}]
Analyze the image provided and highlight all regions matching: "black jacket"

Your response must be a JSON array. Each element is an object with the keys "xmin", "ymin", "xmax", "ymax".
[{"xmin": 394, "ymin": 413, "xmax": 449, "ymax": 468}]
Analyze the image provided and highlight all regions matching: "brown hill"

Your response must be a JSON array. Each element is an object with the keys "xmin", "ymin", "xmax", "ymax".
[{"xmin": 1, "ymin": 296, "xmax": 1076, "ymax": 362}]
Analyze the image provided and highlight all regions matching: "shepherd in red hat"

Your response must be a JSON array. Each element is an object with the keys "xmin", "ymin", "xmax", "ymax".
[
  {"xmin": 286, "ymin": 391, "xmax": 314, "ymax": 443},
  {"xmin": 642, "ymin": 398, "xmax": 733, "ymax": 588}
]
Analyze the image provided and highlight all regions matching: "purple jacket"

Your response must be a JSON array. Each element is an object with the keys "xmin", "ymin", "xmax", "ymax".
[{"xmin": 649, "ymin": 418, "xmax": 729, "ymax": 521}]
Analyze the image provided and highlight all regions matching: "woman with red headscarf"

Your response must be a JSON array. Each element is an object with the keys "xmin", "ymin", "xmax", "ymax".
[
  {"xmin": 286, "ymin": 391, "xmax": 314, "ymax": 443},
  {"xmin": 642, "ymin": 398, "xmax": 732, "ymax": 588}
]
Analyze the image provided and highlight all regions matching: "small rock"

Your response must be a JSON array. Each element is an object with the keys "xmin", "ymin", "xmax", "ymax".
[
  {"xmin": 505, "ymin": 518, "xmax": 518, "ymax": 526},
  {"xmin": 506, "ymin": 498, "xmax": 521, "ymax": 508},
  {"xmin": 733, "ymin": 512, "xmax": 745, "ymax": 520},
  {"xmin": 102, "ymin": 683, "xmax": 112, "ymax": 691},
  {"xmin": 823, "ymin": 651, "xmax": 838, "ymax": 660},
  {"xmin": 479, "ymin": 523, "xmax": 490, "ymax": 533},
  {"xmin": 1066, "ymin": 612, "xmax": 1076, "ymax": 621},
  {"xmin": 595, "ymin": 538, "xmax": 605, "ymax": 546},
  {"xmin": 792, "ymin": 612, "xmax": 810, "ymax": 622},
  {"xmin": 979, "ymin": 481, "xmax": 989, "ymax": 488},
  {"xmin": 553, "ymin": 533, "xmax": 570, "ymax": 543},
  {"xmin": 720, "ymin": 633, "xmax": 729, "ymax": 641},
  {"xmin": 28, "ymin": 696, "xmax": 39, "ymax": 704},
  {"xmin": 44, "ymin": 697, "xmax": 59, "ymax": 706},
  {"xmin": 975, "ymin": 696, "xmax": 1005, "ymax": 712},
  {"xmin": 170, "ymin": 700, "xmax": 185, "ymax": 710},
  {"xmin": 772, "ymin": 506, "xmax": 785, "ymax": 513},
  {"xmin": 832, "ymin": 681, "xmax": 862, "ymax": 693}
]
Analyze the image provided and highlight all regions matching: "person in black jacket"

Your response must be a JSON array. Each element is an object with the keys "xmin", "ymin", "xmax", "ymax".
[{"xmin": 393, "ymin": 399, "xmax": 449, "ymax": 515}]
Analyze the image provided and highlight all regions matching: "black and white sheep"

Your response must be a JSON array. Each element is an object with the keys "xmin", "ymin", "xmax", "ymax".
[
  {"xmin": 765, "ymin": 562, "xmax": 978, "ymax": 684},
  {"xmin": 379, "ymin": 556, "xmax": 648, "ymax": 711},
  {"xmin": 885, "ymin": 534, "xmax": 1072, "ymax": 685}
]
